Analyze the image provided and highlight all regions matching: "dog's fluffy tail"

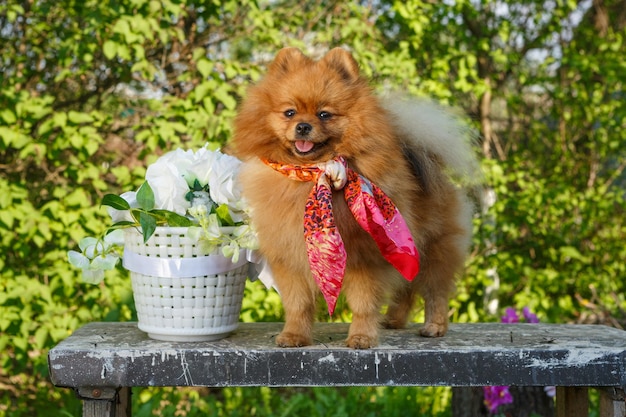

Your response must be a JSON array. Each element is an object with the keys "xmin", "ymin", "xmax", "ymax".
[
  {"xmin": 384, "ymin": 97, "xmax": 482, "ymax": 255},
  {"xmin": 382, "ymin": 97, "xmax": 482, "ymax": 188}
]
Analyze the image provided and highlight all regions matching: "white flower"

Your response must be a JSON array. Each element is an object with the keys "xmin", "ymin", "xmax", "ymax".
[
  {"xmin": 221, "ymin": 241, "xmax": 240, "ymax": 262},
  {"xmin": 67, "ymin": 230, "xmax": 124, "ymax": 284},
  {"xmin": 157, "ymin": 148, "xmax": 195, "ymax": 170},
  {"xmin": 67, "ymin": 250, "xmax": 117, "ymax": 284},
  {"xmin": 91, "ymin": 254, "xmax": 119, "ymax": 274},
  {"xmin": 107, "ymin": 191, "xmax": 137, "ymax": 222},
  {"xmin": 80, "ymin": 269, "xmax": 106, "ymax": 285},
  {"xmin": 187, "ymin": 212, "xmax": 226, "ymax": 255},
  {"xmin": 186, "ymin": 226, "xmax": 203, "ymax": 242},
  {"xmin": 67, "ymin": 250, "xmax": 90, "ymax": 269},
  {"xmin": 185, "ymin": 146, "xmax": 217, "ymax": 187},
  {"xmin": 104, "ymin": 229, "xmax": 125, "ymax": 246},
  {"xmin": 208, "ymin": 151, "xmax": 246, "ymax": 221},
  {"xmin": 203, "ymin": 213, "xmax": 223, "ymax": 239},
  {"xmin": 78, "ymin": 237, "xmax": 100, "ymax": 258},
  {"xmin": 232, "ymin": 224, "xmax": 259, "ymax": 250},
  {"xmin": 146, "ymin": 150, "xmax": 191, "ymax": 215}
]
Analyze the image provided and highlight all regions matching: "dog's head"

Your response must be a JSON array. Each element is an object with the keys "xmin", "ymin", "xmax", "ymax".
[{"xmin": 232, "ymin": 47, "xmax": 385, "ymax": 164}]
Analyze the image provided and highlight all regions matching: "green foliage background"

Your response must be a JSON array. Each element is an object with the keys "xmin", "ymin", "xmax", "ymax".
[{"xmin": 1, "ymin": 0, "xmax": 624, "ymax": 415}]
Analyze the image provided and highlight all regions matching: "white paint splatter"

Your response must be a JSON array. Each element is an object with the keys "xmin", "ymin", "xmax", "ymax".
[
  {"xmin": 100, "ymin": 358, "xmax": 114, "ymax": 380},
  {"xmin": 527, "ymin": 349, "xmax": 610, "ymax": 370},
  {"xmin": 374, "ymin": 352, "xmax": 381, "ymax": 380},
  {"xmin": 318, "ymin": 353, "xmax": 336, "ymax": 364},
  {"xmin": 179, "ymin": 352, "xmax": 193, "ymax": 385}
]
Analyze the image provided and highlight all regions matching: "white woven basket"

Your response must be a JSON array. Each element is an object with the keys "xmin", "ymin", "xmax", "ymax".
[{"xmin": 123, "ymin": 227, "xmax": 248, "ymax": 342}]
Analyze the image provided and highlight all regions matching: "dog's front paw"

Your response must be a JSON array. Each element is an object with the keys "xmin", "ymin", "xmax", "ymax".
[
  {"xmin": 419, "ymin": 322, "xmax": 448, "ymax": 337},
  {"xmin": 276, "ymin": 332, "xmax": 312, "ymax": 347},
  {"xmin": 346, "ymin": 334, "xmax": 376, "ymax": 349}
]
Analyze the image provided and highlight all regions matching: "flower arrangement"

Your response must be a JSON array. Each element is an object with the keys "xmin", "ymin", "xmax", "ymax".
[{"xmin": 67, "ymin": 145, "xmax": 258, "ymax": 284}]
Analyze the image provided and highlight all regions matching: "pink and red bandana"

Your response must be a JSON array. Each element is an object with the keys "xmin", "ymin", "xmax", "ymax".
[{"xmin": 263, "ymin": 156, "xmax": 419, "ymax": 315}]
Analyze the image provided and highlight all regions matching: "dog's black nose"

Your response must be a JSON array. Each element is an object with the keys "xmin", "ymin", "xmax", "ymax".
[{"xmin": 295, "ymin": 122, "xmax": 312, "ymax": 136}]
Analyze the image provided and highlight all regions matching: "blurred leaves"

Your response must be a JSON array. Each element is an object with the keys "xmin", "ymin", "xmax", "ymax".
[{"xmin": 1, "ymin": 0, "xmax": 625, "ymax": 416}]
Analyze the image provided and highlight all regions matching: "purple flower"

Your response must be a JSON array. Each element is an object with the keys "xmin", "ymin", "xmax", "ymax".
[
  {"xmin": 522, "ymin": 306, "xmax": 539, "ymax": 323},
  {"xmin": 483, "ymin": 386, "xmax": 514, "ymax": 414},
  {"xmin": 501, "ymin": 307, "xmax": 519, "ymax": 323}
]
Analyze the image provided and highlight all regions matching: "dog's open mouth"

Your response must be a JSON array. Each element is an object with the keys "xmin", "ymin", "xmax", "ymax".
[{"xmin": 293, "ymin": 140, "xmax": 328, "ymax": 156}]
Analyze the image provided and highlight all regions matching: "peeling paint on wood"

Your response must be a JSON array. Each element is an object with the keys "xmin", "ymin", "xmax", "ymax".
[{"xmin": 48, "ymin": 322, "xmax": 626, "ymax": 390}]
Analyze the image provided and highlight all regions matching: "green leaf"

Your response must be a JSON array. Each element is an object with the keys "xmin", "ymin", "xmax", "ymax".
[
  {"xmin": 103, "ymin": 40, "xmax": 117, "ymax": 59},
  {"xmin": 214, "ymin": 85, "xmax": 237, "ymax": 110},
  {"xmin": 107, "ymin": 221, "xmax": 135, "ymax": 231},
  {"xmin": 0, "ymin": 109, "xmax": 17, "ymax": 124},
  {"xmin": 101, "ymin": 194, "xmax": 131, "ymax": 210},
  {"xmin": 139, "ymin": 212, "xmax": 157, "ymax": 243},
  {"xmin": 215, "ymin": 204, "xmax": 234, "ymax": 226},
  {"xmin": 68, "ymin": 110, "xmax": 94, "ymax": 124},
  {"xmin": 136, "ymin": 182, "xmax": 155, "ymax": 210},
  {"xmin": 34, "ymin": 326, "xmax": 49, "ymax": 349},
  {"xmin": 150, "ymin": 209, "xmax": 194, "ymax": 227},
  {"xmin": 130, "ymin": 208, "xmax": 142, "ymax": 223},
  {"xmin": 197, "ymin": 59, "xmax": 213, "ymax": 78}
]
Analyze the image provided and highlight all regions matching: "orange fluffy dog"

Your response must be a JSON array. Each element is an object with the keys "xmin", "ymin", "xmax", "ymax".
[{"xmin": 231, "ymin": 47, "xmax": 478, "ymax": 349}]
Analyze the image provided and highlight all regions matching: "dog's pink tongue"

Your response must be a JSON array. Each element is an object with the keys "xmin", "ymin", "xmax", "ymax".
[{"xmin": 295, "ymin": 140, "xmax": 314, "ymax": 153}]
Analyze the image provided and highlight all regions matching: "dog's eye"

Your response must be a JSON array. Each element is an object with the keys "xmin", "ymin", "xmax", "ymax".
[
  {"xmin": 284, "ymin": 109, "xmax": 296, "ymax": 118},
  {"xmin": 318, "ymin": 111, "xmax": 333, "ymax": 120}
]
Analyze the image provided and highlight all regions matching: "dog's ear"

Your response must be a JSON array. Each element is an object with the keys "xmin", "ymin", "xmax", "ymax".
[
  {"xmin": 322, "ymin": 48, "xmax": 360, "ymax": 82},
  {"xmin": 268, "ymin": 47, "xmax": 310, "ymax": 74}
]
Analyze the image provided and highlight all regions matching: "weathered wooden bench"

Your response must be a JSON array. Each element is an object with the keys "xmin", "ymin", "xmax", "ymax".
[{"xmin": 48, "ymin": 322, "xmax": 626, "ymax": 417}]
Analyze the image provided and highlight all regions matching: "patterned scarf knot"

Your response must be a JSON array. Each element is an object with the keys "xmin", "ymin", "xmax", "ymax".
[{"xmin": 263, "ymin": 156, "xmax": 419, "ymax": 315}]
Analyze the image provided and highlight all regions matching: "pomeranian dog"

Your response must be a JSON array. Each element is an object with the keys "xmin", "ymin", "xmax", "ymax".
[{"xmin": 231, "ymin": 47, "xmax": 478, "ymax": 349}]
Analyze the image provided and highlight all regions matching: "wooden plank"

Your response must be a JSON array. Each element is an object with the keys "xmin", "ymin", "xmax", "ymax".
[
  {"xmin": 82, "ymin": 399, "xmax": 115, "ymax": 417},
  {"xmin": 600, "ymin": 388, "xmax": 626, "ymax": 417},
  {"xmin": 49, "ymin": 322, "xmax": 626, "ymax": 389},
  {"xmin": 115, "ymin": 387, "xmax": 131, "ymax": 417},
  {"xmin": 556, "ymin": 386, "xmax": 588, "ymax": 417},
  {"xmin": 76, "ymin": 387, "xmax": 130, "ymax": 417}
]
